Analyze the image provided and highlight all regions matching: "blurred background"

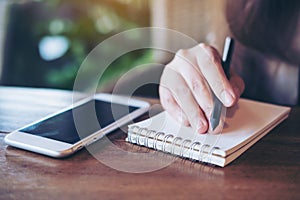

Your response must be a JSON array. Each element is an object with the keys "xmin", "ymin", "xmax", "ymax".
[
  {"xmin": 0, "ymin": 0, "xmax": 151, "ymax": 91},
  {"xmin": 0, "ymin": 0, "xmax": 226, "ymax": 96}
]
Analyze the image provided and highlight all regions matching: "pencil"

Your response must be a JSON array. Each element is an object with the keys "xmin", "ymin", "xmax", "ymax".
[{"xmin": 210, "ymin": 37, "xmax": 234, "ymax": 131}]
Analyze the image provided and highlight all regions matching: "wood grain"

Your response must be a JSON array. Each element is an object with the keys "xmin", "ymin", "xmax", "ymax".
[{"xmin": 0, "ymin": 87, "xmax": 299, "ymax": 200}]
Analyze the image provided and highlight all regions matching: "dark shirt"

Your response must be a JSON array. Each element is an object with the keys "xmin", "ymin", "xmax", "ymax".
[{"xmin": 226, "ymin": 0, "xmax": 300, "ymax": 106}]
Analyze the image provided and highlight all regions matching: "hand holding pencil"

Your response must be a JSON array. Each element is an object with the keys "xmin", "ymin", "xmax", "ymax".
[{"xmin": 159, "ymin": 37, "xmax": 245, "ymax": 134}]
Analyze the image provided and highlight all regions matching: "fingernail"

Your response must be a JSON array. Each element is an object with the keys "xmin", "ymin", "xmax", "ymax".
[
  {"xmin": 196, "ymin": 120, "xmax": 208, "ymax": 134},
  {"xmin": 221, "ymin": 90, "xmax": 234, "ymax": 106},
  {"xmin": 183, "ymin": 120, "xmax": 190, "ymax": 127},
  {"xmin": 178, "ymin": 117, "xmax": 190, "ymax": 127}
]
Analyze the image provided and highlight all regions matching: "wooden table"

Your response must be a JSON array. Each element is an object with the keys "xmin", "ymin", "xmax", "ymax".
[{"xmin": 0, "ymin": 86, "xmax": 299, "ymax": 200}]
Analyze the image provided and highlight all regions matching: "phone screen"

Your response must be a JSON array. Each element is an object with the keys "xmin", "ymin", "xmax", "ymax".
[{"xmin": 20, "ymin": 100, "xmax": 139, "ymax": 144}]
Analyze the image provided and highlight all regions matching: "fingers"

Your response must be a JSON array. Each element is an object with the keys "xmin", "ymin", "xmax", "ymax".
[
  {"xmin": 160, "ymin": 67, "xmax": 208, "ymax": 133},
  {"xmin": 159, "ymin": 85, "xmax": 189, "ymax": 126},
  {"xmin": 196, "ymin": 43, "xmax": 237, "ymax": 107},
  {"xmin": 229, "ymin": 70, "xmax": 245, "ymax": 99},
  {"xmin": 173, "ymin": 49, "xmax": 214, "ymax": 122},
  {"xmin": 159, "ymin": 42, "xmax": 244, "ymax": 134}
]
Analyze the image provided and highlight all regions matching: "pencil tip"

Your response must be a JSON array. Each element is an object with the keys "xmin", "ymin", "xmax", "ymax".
[{"xmin": 210, "ymin": 118, "xmax": 219, "ymax": 132}]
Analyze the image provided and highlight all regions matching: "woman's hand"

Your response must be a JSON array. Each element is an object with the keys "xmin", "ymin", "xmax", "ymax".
[{"xmin": 159, "ymin": 43, "xmax": 245, "ymax": 134}]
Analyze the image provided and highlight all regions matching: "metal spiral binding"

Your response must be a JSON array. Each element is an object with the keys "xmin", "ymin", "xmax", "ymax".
[
  {"xmin": 130, "ymin": 126, "xmax": 221, "ymax": 165},
  {"xmin": 162, "ymin": 134, "xmax": 174, "ymax": 152},
  {"xmin": 188, "ymin": 142, "xmax": 201, "ymax": 160},
  {"xmin": 171, "ymin": 137, "xmax": 183, "ymax": 155},
  {"xmin": 145, "ymin": 129, "xmax": 156, "ymax": 147},
  {"xmin": 128, "ymin": 125, "xmax": 139, "ymax": 143},
  {"xmin": 198, "ymin": 144, "xmax": 210, "ymax": 162},
  {"xmin": 153, "ymin": 132, "xmax": 165, "ymax": 150},
  {"xmin": 208, "ymin": 146, "xmax": 220, "ymax": 164},
  {"xmin": 135, "ymin": 127, "xmax": 146, "ymax": 145},
  {"xmin": 179, "ymin": 139, "xmax": 192, "ymax": 157}
]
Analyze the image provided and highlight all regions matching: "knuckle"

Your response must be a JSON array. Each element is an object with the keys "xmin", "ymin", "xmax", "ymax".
[
  {"xmin": 174, "ymin": 48, "xmax": 197, "ymax": 67},
  {"xmin": 175, "ymin": 49, "xmax": 192, "ymax": 63},
  {"xmin": 199, "ymin": 43, "xmax": 221, "ymax": 67},
  {"xmin": 191, "ymin": 80, "xmax": 200, "ymax": 93},
  {"xmin": 201, "ymin": 43, "xmax": 219, "ymax": 56},
  {"xmin": 164, "ymin": 62, "xmax": 176, "ymax": 71},
  {"xmin": 174, "ymin": 85, "xmax": 191, "ymax": 97},
  {"xmin": 176, "ymin": 48, "xmax": 188, "ymax": 57},
  {"xmin": 210, "ymin": 54, "xmax": 221, "ymax": 67},
  {"xmin": 191, "ymin": 78, "xmax": 204, "ymax": 94},
  {"xmin": 160, "ymin": 90, "xmax": 174, "ymax": 108},
  {"xmin": 198, "ymin": 42, "xmax": 207, "ymax": 48},
  {"xmin": 165, "ymin": 93, "xmax": 175, "ymax": 105}
]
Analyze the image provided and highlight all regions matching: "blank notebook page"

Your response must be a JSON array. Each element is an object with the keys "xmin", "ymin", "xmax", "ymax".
[{"xmin": 128, "ymin": 98, "xmax": 291, "ymax": 158}]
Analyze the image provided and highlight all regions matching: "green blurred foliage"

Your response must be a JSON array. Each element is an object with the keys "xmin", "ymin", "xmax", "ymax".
[{"xmin": 2, "ymin": 0, "xmax": 151, "ymax": 90}]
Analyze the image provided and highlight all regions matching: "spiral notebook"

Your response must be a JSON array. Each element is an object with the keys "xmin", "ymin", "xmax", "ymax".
[{"xmin": 126, "ymin": 99, "xmax": 290, "ymax": 167}]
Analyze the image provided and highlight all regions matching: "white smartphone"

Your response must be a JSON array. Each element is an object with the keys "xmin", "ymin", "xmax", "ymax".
[{"xmin": 4, "ymin": 93, "xmax": 150, "ymax": 158}]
